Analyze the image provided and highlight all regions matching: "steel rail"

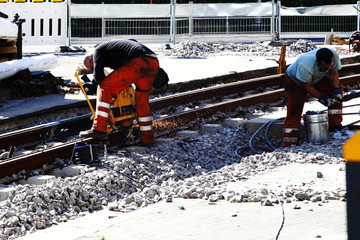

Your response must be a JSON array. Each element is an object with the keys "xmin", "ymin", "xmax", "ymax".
[
  {"xmin": 0, "ymin": 71, "xmax": 360, "ymax": 179},
  {"xmin": 1, "ymin": 72, "xmax": 360, "ymax": 150},
  {"xmin": 0, "ymin": 90, "xmax": 285, "ymax": 178}
]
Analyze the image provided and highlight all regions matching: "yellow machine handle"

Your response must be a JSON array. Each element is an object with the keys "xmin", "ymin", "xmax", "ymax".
[
  {"xmin": 75, "ymin": 68, "xmax": 137, "ymax": 133},
  {"xmin": 74, "ymin": 68, "xmax": 96, "ymax": 119}
]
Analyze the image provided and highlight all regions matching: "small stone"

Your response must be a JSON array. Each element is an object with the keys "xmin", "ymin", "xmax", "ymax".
[
  {"xmin": 293, "ymin": 205, "xmax": 301, "ymax": 210},
  {"xmin": 261, "ymin": 199, "xmax": 273, "ymax": 206}
]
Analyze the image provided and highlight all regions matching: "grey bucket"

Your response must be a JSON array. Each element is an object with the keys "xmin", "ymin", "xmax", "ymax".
[{"xmin": 303, "ymin": 111, "xmax": 329, "ymax": 144}]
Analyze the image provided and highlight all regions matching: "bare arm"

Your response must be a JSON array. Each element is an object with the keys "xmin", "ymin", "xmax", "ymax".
[
  {"xmin": 303, "ymin": 81, "xmax": 322, "ymax": 98},
  {"xmin": 327, "ymin": 70, "xmax": 340, "ymax": 89},
  {"xmin": 303, "ymin": 70, "xmax": 340, "ymax": 98}
]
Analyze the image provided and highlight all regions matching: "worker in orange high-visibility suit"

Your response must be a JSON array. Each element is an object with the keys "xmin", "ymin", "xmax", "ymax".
[
  {"xmin": 79, "ymin": 39, "xmax": 160, "ymax": 145},
  {"xmin": 283, "ymin": 47, "xmax": 343, "ymax": 148}
]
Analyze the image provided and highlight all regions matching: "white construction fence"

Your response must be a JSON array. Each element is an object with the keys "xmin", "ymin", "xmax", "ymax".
[{"xmin": 0, "ymin": 1, "xmax": 359, "ymax": 45}]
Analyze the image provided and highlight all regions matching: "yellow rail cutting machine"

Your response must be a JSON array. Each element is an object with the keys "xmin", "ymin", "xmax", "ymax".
[{"xmin": 75, "ymin": 68, "xmax": 137, "ymax": 133}]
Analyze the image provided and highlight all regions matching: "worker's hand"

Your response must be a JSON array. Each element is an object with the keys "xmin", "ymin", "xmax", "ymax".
[
  {"xmin": 318, "ymin": 95, "xmax": 334, "ymax": 107},
  {"xmin": 331, "ymin": 88, "xmax": 342, "ymax": 103},
  {"xmin": 78, "ymin": 69, "xmax": 93, "ymax": 75},
  {"xmin": 83, "ymin": 83, "xmax": 98, "ymax": 95}
]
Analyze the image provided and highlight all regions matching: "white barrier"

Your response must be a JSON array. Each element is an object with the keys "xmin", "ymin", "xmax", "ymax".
[
  {"xmin": 0, "ymin": 17, "xmax": 17, "ymax": 39},
  {"xmin": 0, "ymin": 54, "xmax": 58, "ymax": 80}
]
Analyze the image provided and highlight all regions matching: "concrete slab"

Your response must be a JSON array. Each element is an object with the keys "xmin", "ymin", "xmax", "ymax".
[
  {"xmin": 0, "ymin": 187, "xmax": 15, "ymax": 201},
  {"xmin": 176, "ymin": 130, "xmax": 199, "ymax": 139},
  {"xmin": 200, "ymin": 123, "xmax": 222, "ymax": 135},
  {"xmin": 222, "ymin": 117, "xmax": 245, "ymax": 128},
  {"xmin": 245, "ymin": 96, "xmax": 360, "ymax": 139},
  {"xmin": 17, "ymin": 192, "xmax": 347, "ymax": 240},
  {"xmin": 17, "ymin": 162, "xmax": 347, "ymax": 240},
  {"xmin": 18, "ymin": 175, "xmax": 55, "ymax": 185}
]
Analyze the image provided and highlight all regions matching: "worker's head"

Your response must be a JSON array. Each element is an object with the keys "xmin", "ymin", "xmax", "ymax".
[
  {"xmin": 316, "ymin": 48, "xmax": 333, "ymax": 72},
  {"xmin": 83, "ymin": 54, "xmax": 94, "ymax": 70}
]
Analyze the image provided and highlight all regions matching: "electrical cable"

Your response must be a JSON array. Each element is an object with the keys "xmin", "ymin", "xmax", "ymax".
[
  {"xmin": 235, "ymin": 118, "xmax": 284, "ymax": 158},
  {"xmin": 270, "ymin": 192, "xmax": 285, "ymax": 240},
  {"xmin": 236, "ymin": 91, "xmax": 360, "ymax": 158},
  {"xmin": 235, "ymin": 145, "xmax": 273, "ymax": 158},
  {"xmin": 264, "ymin": 117, "xmax": 285, "ymax": 151},
  {"xmin": 248, "ymin": 119, "xmax": 273, "ymax": 154},
  {"xmin": 248, "ymin": 117, "xmax": 285, "ymax": 155}
]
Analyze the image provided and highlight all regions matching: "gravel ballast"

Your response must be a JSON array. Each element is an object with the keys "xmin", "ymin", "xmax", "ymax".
[{"xmin": 0, "ymin": 39, "xmax": 356, "ymax": 239}]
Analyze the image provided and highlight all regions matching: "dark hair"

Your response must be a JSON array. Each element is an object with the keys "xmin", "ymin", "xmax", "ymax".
[
  {"xmin": 152, "ymin": 68, "xmax": 169, "ymax": 89},
  {"xmin": 316, "ymin": 48, "xmax": 333, "ymax": 64}
]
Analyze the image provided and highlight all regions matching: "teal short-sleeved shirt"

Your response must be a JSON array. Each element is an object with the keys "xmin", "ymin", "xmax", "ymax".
[{"xmin": 286, "ymin": 48, "xmax": 342, "ymax": 86}]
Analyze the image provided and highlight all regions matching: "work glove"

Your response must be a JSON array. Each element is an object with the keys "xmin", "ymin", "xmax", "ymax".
[
  {"xmin": 318, "ymin": 95, "xmax": 334, "ymax": 107},
  {"xmin": 331, "ymin": 88, "xmax": 342, "ymax": 101},
  {"xmin": 331, "ymin": 88, "xmax": 342, "ymax": 104},
  {"xmin": 83, "ymin": 82, "xmax": 98, "ymax": 95}
]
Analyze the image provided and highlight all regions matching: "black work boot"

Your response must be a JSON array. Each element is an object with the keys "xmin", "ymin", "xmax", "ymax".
[
  {"xmin": 79, "ymin": 129, "xmax": 108, "ymax": 140},
  {"xmin": 329, "ymin": 125, "xmax": 344, "ymax": 132}
]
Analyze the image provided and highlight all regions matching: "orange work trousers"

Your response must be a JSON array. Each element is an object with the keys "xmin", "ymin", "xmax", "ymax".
[
  {"xmin": 93, "ymin": 56, "xmax": 160, "ymax": 144},
  {"xmin": 283, "ymin": 74, "xmax": 343, "ymax": 147}
]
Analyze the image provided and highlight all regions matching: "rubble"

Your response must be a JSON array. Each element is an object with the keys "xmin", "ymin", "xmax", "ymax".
[
  {"xmin": 0, "ymin": 68, "xmax": 79, "ymax": 101},
  {"xmin": 0, "ymin": 110, "xmax": 347, "ymax": 239},
  {"xmin": 169, "ymin": 39, "xmax": 349, "ymax": 58}
]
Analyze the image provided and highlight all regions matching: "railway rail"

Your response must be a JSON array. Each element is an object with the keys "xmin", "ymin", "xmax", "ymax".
[{"xmin": 1, "ymin": 62, "xmax": 360, "ymax": 179}]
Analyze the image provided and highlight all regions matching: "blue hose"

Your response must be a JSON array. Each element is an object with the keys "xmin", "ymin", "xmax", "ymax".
[{"xmin": 235, "ymin": 117, "xmax": 285, "ymax": 158}]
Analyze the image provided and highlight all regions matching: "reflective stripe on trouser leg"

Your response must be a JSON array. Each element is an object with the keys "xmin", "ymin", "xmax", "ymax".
[
  {"xmin": 313, "ymin": 79, "xmax": 343, "ymax": 128},
  {"xmin": 283, "ymin": 128, "xmax": 299, "ymax": 147},
  {"xmin": 138, "ymin": 115, "xmax": 154, "ymax": 144},
  {"xmin": 283, "ymin": 75, "xmax": 305, "ymax": 147},
  {"xmin": 93, "ymin": 85, "xmax": 113, "ymax": 132},
  {"xmin": 328, "ymin": 109, "xmax": 342, "ymax": 114},
  {"xmin": 328, "ymin": 105, "xmax": 343, "ymax": 128}
]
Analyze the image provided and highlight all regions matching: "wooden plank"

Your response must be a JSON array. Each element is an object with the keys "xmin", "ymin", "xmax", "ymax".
[
  {"xmin": 0, "ymin": 42, "xmax": 17, "ymax": 48},
  {"xmin": 0, "ymin": 46, "xmax": 17, "ymax": 54},
  {"xmin": 0, "ymin": 39, "xmax": 17, "ymax": 45},
  {"xmin": 0, "ymin": 58, "xmax": 9, "ymax": 63}
]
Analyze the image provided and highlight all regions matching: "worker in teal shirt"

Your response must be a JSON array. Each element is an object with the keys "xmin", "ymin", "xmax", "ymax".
[{"xmin": 283, "ymin": 47, "xmax": 343, "ymax": 147}]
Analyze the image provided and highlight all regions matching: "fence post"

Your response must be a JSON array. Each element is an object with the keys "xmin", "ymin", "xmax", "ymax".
[
  {"xmin": 189, "ymin": 1, "xmax": 193, "ymax": 36},
  {"xmin": 67, "ymin": 0, "xmax": 71, "ymax": 46},
  {"xmin": 170, "ymin": 0, "xmax": 176, "ymax": 44},
  {"xmin": 102, "ymin": 18, "xmax": 105, "ymax": 39},
  {"xmin": 277, "ymin": 0, "xmax": 281, "ymax": 40},
  {"xmin": 358, "ymin": 1, "xmax": 360, "ymax": 30}
]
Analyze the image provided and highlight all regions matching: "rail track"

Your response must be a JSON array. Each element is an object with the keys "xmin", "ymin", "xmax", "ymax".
[{"xmin": 1, "ymin": 62, "xmax": 360, "ymax": 179}]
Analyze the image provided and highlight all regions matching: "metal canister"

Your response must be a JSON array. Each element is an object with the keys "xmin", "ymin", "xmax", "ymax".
[{"xmin": 302, "ymin": 111, "xmax": 329, "ymax": 144}]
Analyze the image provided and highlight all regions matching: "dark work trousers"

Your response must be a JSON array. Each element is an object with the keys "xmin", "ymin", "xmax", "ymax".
[
  {"xmin": 283, "ymin": 74, "xmax": 343, "ymax": 147},
  {"xmin": 93, "ymin": 56, "xmax": 159, "ymax": 145}
]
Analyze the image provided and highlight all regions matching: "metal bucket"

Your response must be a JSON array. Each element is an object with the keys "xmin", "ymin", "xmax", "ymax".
[{"xmin": 303, "ymin": 111, "xmax": 329, "ymax": 145}]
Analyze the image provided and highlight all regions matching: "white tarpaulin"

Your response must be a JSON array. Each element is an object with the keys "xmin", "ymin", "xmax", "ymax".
[
  {"xmin": 280, "ymin": 4, "xmax": 359, "ymax": 16},
  {"xmin": 0, "ymin": 18, "xmax": 17, "ymax": 39},
  {"xmin": 70, "ymin": 3, "xmax": 357, "ymax": 18},
  {"xmin": 0, "ymin": 54, "xmax": 58, "ymax": 80},
  {"xmin": 70, "ymin": 4, "xmax": 170, "ymax": 18}
]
